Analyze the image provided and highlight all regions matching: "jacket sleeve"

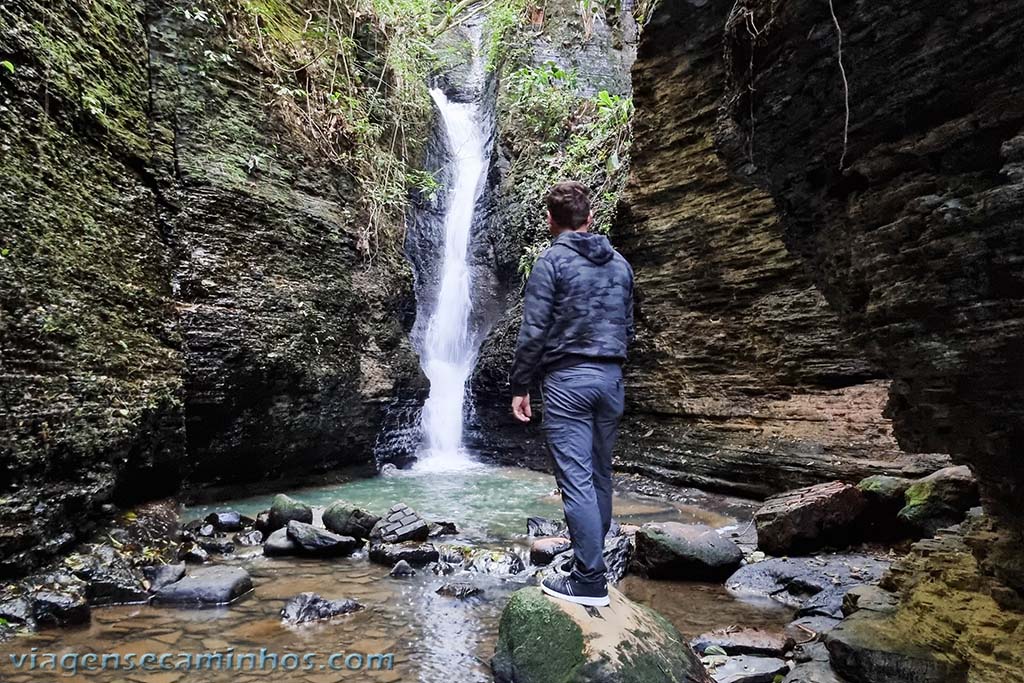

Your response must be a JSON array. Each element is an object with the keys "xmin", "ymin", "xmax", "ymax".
[{"xmin": 509, "ymin": 255, "xmax": 557, "ymax": 395}]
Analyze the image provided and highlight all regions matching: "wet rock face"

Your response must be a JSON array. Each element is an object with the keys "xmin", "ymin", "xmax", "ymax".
[
  {"xmin": 715, "ymin": 0, "xmax": 1024, "ymax": 588},
  {"xmin": 610, "ymin": 0, "xmax": 952, "ymax": 498},
  {"xmin": 0, "ymin": 0, "xmax": 419, "ymax": 576}
]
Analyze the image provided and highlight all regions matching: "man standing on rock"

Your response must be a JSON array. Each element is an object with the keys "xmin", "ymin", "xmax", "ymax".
[{"xmin": 509, "ymin": 180, "xmax": 634, "ymax": 607}]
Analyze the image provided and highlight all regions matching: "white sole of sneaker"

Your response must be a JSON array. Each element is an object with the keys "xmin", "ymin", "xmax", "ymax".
[{"xmin": 541, "ymin": 583, "xmax": 610, "ymax": 607}]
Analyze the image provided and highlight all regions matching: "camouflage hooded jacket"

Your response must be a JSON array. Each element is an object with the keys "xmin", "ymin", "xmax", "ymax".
[{"xmin": 509, "ymin": 230, "xmax": 635, "ymax": 395}]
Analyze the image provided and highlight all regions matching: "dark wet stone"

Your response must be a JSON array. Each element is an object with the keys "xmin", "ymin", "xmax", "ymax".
[
  {"xmin": 64, "ymin": 545, "xmax": 149, "ymax": 606},
  {"xmin": 527, "ymin": 516, "xmax": 566, "ymax": 537},
  {"xmin": 825, "ymin": 610, "xmax": 968, "ymax": 683},
  {"xmin": 234, "ymin": 530, "xmax": 264, "ymax": 546},
  {"xmin": 263, "ymin": 528, "xmax": 299, "ymax": 557},
  {"xmin": 22, "ymin": 572, "xmax": 90, "ymax": 628},
  {"xmin": 754, "ymin": 482, "xmax": 867, "ymax": 555},
  {"xmin": 429, "ymin": 520, "xmax": 459, "ymax": 537},
  {"xmin": 198, "ymin": 538, "xmax": 235, "ymax": 555},
  {"xmin": 856, "ymin": 475, "xmax": 916, "ymax": 541},
  {"xmin": 143, "ymin": 563, "xmax": 186, "ymax": 592},
  {"xmin": 152, "ymin": 566, "xmax": 253, "ymax": 606},
  {"xmin": 286, "ymin": 521, "xmax": 362, "ymax": 557},
  {"xmin": 530, "ymin": 537, "xmax": 571, "ymax": 566},
  {"xmin": 368, "ymin": 541, "xmax": 438, "ymax": 566},
  {"xmin": 692, "ymin": 628, "xmax": 795, "ymax": 657},
  {"xmin": 268, "ymin": 494, "xmax": 313, "ymax": 531},
  {"xmin": 727, "ymin": 555, "xmax": 889, "ymax": 613},
  {"xmin": 709, "ymin": 655, "xmax": 789, "ymax": 683},
  {"xmin": 0, "ymin": 594, "xmax": 35, "ymax": 629},
  {"xmin": 205, "ymin": 510, "xmax": 243, "ymax": 531},
  {"xmin": 372, "ymin": 503, "xmax": 429, "ymax": 543},
  {"xmin": 633, "ymin": 522, "xmax": 742, "ymax": 580},
  {"xmin": 898, "ymin": 466, "xmax": 980, "ymax": 537},
  {"xmin": 322, "ymin": 501, "xmax": 380, "ymax": 540},
  {"xmin": 436, "ymin": 582, "xmax": 482, "ymax": 599},
  {"xmin": 603, "ymin": 534, "xmax": 633, "ymax": 584},
  {"xmin": 389, "ymin": 560, "xmax": 416, "ymax": 577},
  {"xmin": 177, "ymin": 543, "xmax": 209, "ymax": 564},
  {"xmin": 254, "ymin": 511, "xmax": 272, "ymax": 534},
  {"xmin": 281, "ymin": 592, "xmax": 361, "ymax": 624}
]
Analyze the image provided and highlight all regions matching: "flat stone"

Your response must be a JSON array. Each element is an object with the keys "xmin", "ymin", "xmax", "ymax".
[
  {"xmin": 633, "ymin": 522, "xmax": 743, "ymax": 580},
  {"xmin": 825, "ymin": 611, "xmax": 968, "ymax": 683},
  {"xmin": 280, "ymin": 592, "xmax": 361, "ymax": 624},
  {"xmin": 755, "ymin": 481, "xmax": 867, "ymax": 555},
  {"xmin": 286, "ymin": 521, "xmax": 362, "ymax": 557},
  {"xmin": 152, "ymin": 566, "xmax": 253, "ymax": 606},
  {"xmin": 368, "ymin": 542, "xmax": 438, "ymax": 566},
  {"xmin": 709, "ymin": 655, "xmax": 789, "ymax": 683},
  {"xmin": 692, "ymin": 628, "xmax": 795, "ymax": 657}
]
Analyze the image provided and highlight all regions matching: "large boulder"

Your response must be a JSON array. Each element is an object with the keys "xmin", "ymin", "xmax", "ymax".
[
  {"xmin": 633, "ymin": 523, "xmax": 743, "ymax": 580},
  {"xmin": 754, "ymin": 482, "xmax": 867, "ymax": 555},
  {"xmin": 372, "ymin": 503, "xmax": 430, "ymax": 543},
  {"xmin": 263, "ymin": 528, "xmax": 300, "ymax": 557},
  {"xmin": 205, "ymin": 510, "xmax": 244, "ymax": 532},
  {"xmin": 897, "ymin": 466, "xmax": 979, "ymax": 536},
  {"xmin": 152, "ymin": 566, "xmax": 253, "ymax": 606},
  {"xmin": 530, "ymin": 537, "xmax": 571, "ymax": 566},
  {"xmin": 492, "ymin": 587, "xmax": 712, "ymax": 683},
  {"xmin": 268, "ymin": 494, "xmax": 313, "ymax": 531},
  {"xmin": 322, "ymin": 502, "xmax": 380, "ymax": 540},
  {"xmin": 825, "ymin": 611, "xmax": 968, "ymax": 683},
  {"xmin": 281, "ymin": 592, "xmax": 361, "ymax": 624},
  {"xmin": 286, "ymin": 521, "xmax": 362, "ymax": 557}
]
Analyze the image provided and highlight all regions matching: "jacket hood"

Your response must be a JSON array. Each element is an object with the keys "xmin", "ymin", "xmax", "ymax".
[{"xmin": 554, "ymin": 231, "xmax": 615, "ymax": 265}]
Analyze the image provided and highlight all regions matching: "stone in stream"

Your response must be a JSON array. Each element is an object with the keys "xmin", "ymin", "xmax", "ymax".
[
  {"xmin": 178, "ymin": 542, "xmax": 209, "ymax": 564},
  {"xmin": 143, "ymin": 563, "xmax": 186, "ymax": 592},
  {"xmin": 0, "ymin": 595, "xmax": 36, "ymax": 630},
  {"xmin": 268, "ymin": 494, "xmax": 313, "ymax": 531},
  {"xmin": 691, "ymin": 628, "xmax": 796, "ymax": 658},
  {"xmin": 263, "ymin": 528, "xmax": 300, "ymax": 557},
  {"xmin": 754, "ymin": 481, "xmax": 867, "ymax": 555},
  {"xmin": 825, "ymin": 610, "xmax": 968, "ymax": 683},
  {"xmin": 897, "ymin": 466, "xmax": 979, "ymax": 536},
  {"xmin": 369, "ymin": 541, "xmax": 439, "ymax": 566},
  {"xmin": 234, "ymin": 529, "xmax": 264, "ymax": 546},
  {"xmin": 428, "ymin": 520, "xmax": 459, "ymax": 537},
  {"xmin": 281, "ymin": 592, "xmax": 362, "ymax": 624},
  {"xmin": 389, "ymin": 560, "xmax": 416, "ymax": 577},
  {"xmin": 63, "ymin": 545, "xmax": 149, "ymax": 606},
  {"xmin": 726, "ymin": 554, "xmax": 889, "ymax": 617},
  {"xmin": 322, "ymin": 501, "xmax": 380, "ymax": 540},
  {"xmin": 492, "ymin": 586, "xmax": 712, "ymax": 683},
  {"xmin": 707, "ymin": 655, "xmax": 790, "ymax": 683},
  {"xmin": 205, "ymin": 510, "xmax": 243, "ymax": 531},
  {"xmin": 286, "ymin": 521, "xmax": 362, "ymax": 557},
  {"xmin": 632, "ymin": 522, "xmax": 743, "ymax": 580},
  {"xmin": 19, "ymin": 572, "xmax": 91, "ymax": 628},
  {"xmin": 152, "ymin": 566, "xmax": 253, "ymax": 606},
  {"xmin": 543, "ymin": 533, "xmax": 634, "ymax": 585},
  {"xmin": 529, "ymin": 537, "xmax": 571, "ymax": 566},
  {"xmin": 198, "ymin": 538, "xmax": 235, "ymax": 555},
  {"xmin": 465, "ymin": 548, "xmax": 526, "ymax": 576},
  {"xmin": 526, "ymin": 516, "xmax": 567, "ymax": 537},
  {"xmin": 372, "ymin": 503, "xmax": 429, "ymax": 543},
  {"xmin": 436, "ymin": 582, "xmax": 482, "ymax": 599},
  {"xmin": 254, "ymin": 510, "xmax": 272, "ymax": 534}
]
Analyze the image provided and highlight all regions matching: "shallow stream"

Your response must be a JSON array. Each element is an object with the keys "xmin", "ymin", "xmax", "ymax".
[{"xmin": 0, "ymin": 465, "xmax": 792, "ymax": 683}]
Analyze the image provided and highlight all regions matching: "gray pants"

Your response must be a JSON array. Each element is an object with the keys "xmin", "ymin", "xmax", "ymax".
[{"xmin": 542, "ymin": 361, "xmax": 625, "ymax": 585}]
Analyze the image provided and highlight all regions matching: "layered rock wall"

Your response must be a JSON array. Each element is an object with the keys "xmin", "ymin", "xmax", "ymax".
[{"xmin": 0, "ymin": 0, "xmax": 419, "ymax": 576}]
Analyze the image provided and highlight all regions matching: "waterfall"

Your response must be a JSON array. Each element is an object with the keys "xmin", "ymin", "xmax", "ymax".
[{"xmin": 415, "ymin": 88, "xmax": 488, "ymax": 471}]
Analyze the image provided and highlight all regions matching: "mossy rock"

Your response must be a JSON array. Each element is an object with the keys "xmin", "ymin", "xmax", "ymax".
[
  {"xmin": 491, "ymin": 587, "xmax": 711, "ymax": 683},
  {"xmin": 268, "ymin": 494, "xmax": 312, "ymax": 531},
  {"xmin": 898, "ymin": 467, "xmax": 979, "ymax": 536}
]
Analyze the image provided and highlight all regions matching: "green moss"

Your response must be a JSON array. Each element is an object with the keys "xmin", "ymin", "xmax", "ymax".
[
  {"xmin": 493, "ymin": 588, "xmax": 586, "ymax": 683},
  {"xmin": 904, "ymin": 480, "xmax": 935, "ymax": 509}
]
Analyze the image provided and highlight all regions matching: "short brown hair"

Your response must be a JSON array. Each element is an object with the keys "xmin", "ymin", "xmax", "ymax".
[{"xmin": 546, "ymin": 181, "xmax": 591, "ymax": 229}]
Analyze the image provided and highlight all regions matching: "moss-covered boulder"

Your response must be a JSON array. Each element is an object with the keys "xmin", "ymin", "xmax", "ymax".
[
  {"xmin": 897, "ymin": 466, "xmax": 979, "ymax": 536},
  {"xmin": 268, "ymin": 495, "xmax": 312, "ymax": 531},
  {"xmin": 491, "ymin": 587, "xmax": 711, "ymax": 683}
]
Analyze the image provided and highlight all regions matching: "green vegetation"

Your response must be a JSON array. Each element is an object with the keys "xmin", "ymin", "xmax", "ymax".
[{"xmin": 0, "ymin": 60, "xmax": 13, "ymax": 74}]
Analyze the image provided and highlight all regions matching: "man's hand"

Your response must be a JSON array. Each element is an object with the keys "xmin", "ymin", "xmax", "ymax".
[{"xmin": 512, "ymin": 394, "xmax": 532, "ymax": 423}]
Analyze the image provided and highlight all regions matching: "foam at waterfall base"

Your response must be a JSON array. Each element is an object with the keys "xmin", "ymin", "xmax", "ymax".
[{"xmin": 412, "ymin": 447, "xmax": 481, "ymax": 472}]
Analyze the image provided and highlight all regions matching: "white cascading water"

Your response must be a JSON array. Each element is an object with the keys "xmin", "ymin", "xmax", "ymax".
[{"xmin": 414, "ymin": 88, "xmax": 488, "ymax": 471}]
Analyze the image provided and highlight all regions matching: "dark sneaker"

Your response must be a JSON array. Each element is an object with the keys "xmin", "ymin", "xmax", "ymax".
[{"xmin": 541, "ymin": 574, "xmax": 610, "ymax": 607}]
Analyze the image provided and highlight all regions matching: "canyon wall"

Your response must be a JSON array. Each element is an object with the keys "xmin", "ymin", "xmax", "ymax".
[{"xmin": 0, "ymin": 0, "xmax": 419, "ymax": 576}]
